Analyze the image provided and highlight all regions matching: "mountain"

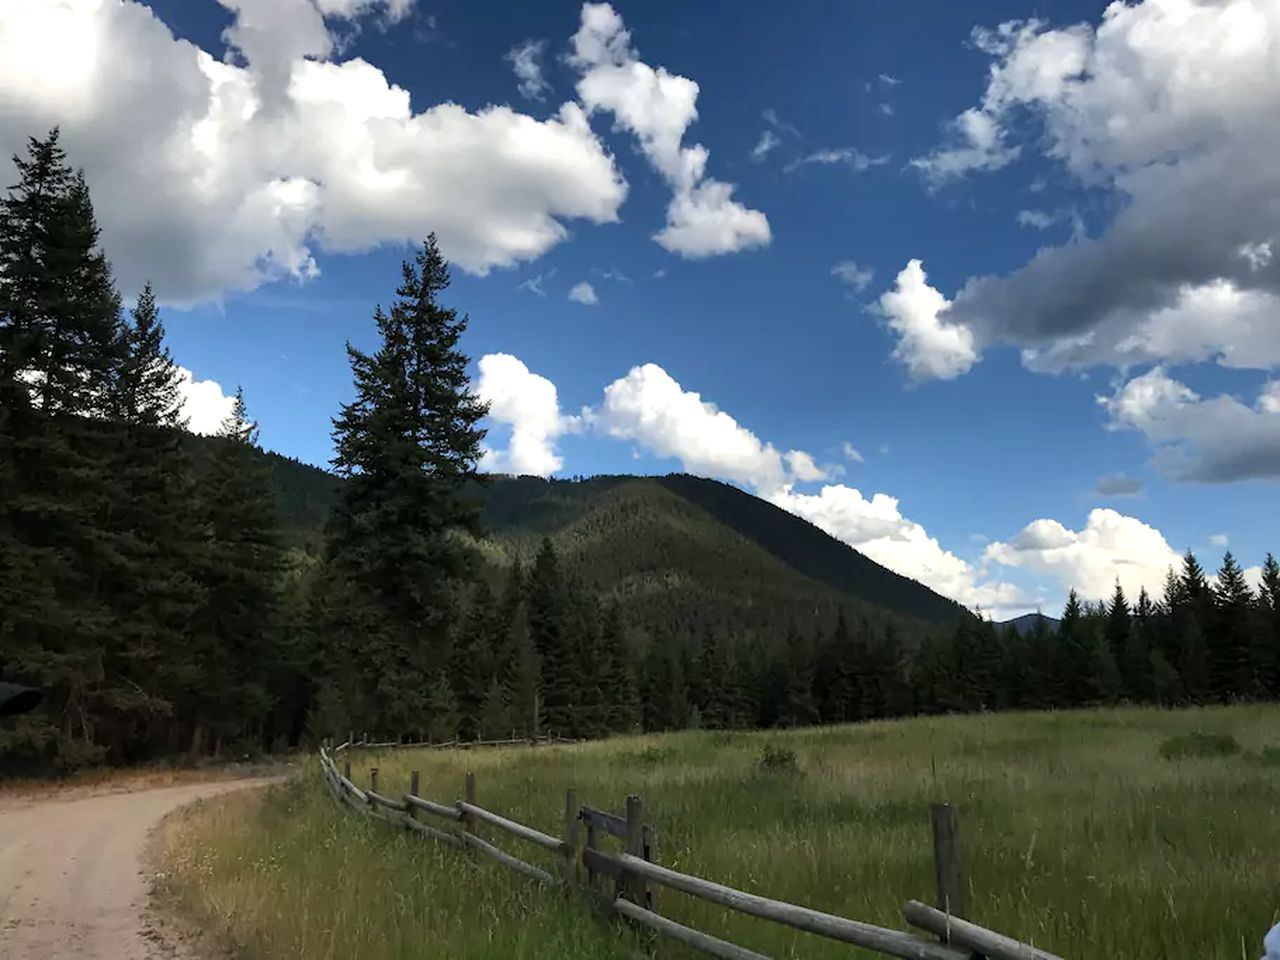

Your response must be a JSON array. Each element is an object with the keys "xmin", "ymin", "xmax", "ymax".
[
  {"xmin": 999, "ymin": 612, "xmax": 1061, "ymax": 637},
  {"xmin": 201, "ymin": 438, "xmax": 967, "ymax": 636}
]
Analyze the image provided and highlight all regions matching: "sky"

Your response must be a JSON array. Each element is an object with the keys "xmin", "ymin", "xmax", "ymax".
[{"xmin": 3, "ymin": 0, "xmax": 1279, "ymax": 619}]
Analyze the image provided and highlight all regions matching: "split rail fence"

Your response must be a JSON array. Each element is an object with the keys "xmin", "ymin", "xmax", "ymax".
[{"xmin": 317, "ymin": 739, "xmax": 1063, "ymax": 960}]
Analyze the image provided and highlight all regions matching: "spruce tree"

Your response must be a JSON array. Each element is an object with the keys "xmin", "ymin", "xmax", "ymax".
[
  {"xmin": 528, "ymin": 538, "xmax": 575, "ymax": 735},
  {"xmin": 1058, "ymin": 591, "xmax": 1094, "ymax": 704},
  {"xmin": 100, "ymin": 284, "xmax": 206, "ymax": 757},
  {"xmin": 1259, "ymin": 554, "xmax": 1280, "ymax": 697},
  {"xmin": 600, "ymin": 602, "xmax": 640, "ymax": 733},
  {"xmin": 782, "ymin": 626, "xmax": 819, "ymax": 727},
  {"xmin": 0, "ymin": 131, "xmax": 126, "ymax": 769},
  {"xmin": 187, "ymin": 390, "xmax": 283, "ymax": 754},
  {"xmin": 323, "ymin": 236, "xmax": 487, "ymax": 733},
  {"xmin": 1212, "ymin": 552, "xmax": 1256, "ymax": 700},
  {"xmin": 451, "ymin": 581, "xmax": 495, "ymax": 740},
  {"xmin": 1170, "ymin": 551, "xmax": 1213, "ymax": 703},
  {"xmin": 1122, "ymin": 588, "xmax": 1154, "ymax": 702}
]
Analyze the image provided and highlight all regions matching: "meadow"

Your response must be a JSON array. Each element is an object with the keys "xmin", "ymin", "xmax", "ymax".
[{"xmin": 157, "ymin": 705, "xmax": 1280, "ymax": 959}]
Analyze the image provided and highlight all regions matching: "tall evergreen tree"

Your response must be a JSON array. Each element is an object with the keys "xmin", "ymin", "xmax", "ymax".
[
  {"xmin": 0, "ymin": 131, "xmax": 127, "ymax": 769},
  {"xmin": 187, "ymin": 391, "xmax": 283, "ymax": 754},
  {"xmin": 1211, "ymin": 552, "xmax": 1256, "ymax": 700},
  {"xmin": 600, "ymin": 602, "xmax": 640, "ymax": 733},
  {"xmin": 322, "ymin": 237, "xmax": 487, "ymax": 733},
  {"xmin": 1258, "ymin": 554, "xmax": 1280, "ymax": 697},
  {"xmin": 1170, "ymin": 551, "xmax": 1212, "ymax": 703}
]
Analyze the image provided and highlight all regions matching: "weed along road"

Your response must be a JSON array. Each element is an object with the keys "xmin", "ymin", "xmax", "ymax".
[{"xmin": 0, "ymin": 778, "xmax": 274, "ymax": 960}]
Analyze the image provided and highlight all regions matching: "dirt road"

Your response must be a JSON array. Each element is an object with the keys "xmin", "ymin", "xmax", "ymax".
[{"xmin": 0, "ymin": 777, "xmax": 273, "ymax": 960}]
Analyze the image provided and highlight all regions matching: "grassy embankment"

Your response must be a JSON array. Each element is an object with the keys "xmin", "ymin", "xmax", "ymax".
[{"xmin": 157, "ymin": 705, "xmax": 1280, "ymax": 959}]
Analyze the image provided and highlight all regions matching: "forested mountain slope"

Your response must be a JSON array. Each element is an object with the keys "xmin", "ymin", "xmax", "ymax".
[{"xmin": 232, "ymin": 446, "xmax": 964, "ymax": 633}]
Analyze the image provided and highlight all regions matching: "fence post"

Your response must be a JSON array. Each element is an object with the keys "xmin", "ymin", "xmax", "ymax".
[
  {"xmin": 562, "ymin": 788, "xmax": 581, "ymax": 886},
  {"xmin": 931, "ymin": 803, "xmax": 965, "ymax": 924},
  {"xmin": 464, "ymin": 772, "xmax": 478, "ymax": 836},
  {"xmin": 642, "ymin": 821, "xmax": 658, "ymax": 912},
  {"xmin": 625, "ymin": 795, "xmax": 648, "ymax": 907},
  {"xmin": 343, "ymin": 758, "xmax": 351, "ymax": 781},
  {"xmin": 584, "ymin": 817, "xmax": 599, "ymax": 890},
  {"xmin": 370, "ymin": 767, "xmax": 380, "ymax": 795},
  {"xmin": 410, "ymin": 770, "xmax": 420, "ymax": 798}
]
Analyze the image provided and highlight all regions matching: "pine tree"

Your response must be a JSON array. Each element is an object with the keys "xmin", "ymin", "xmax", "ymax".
[
  {"xmin": 187, "ymin": 390, "xmax": 283, "ymax": 754},
  {"xmin": 1212, "ymin": 552, "xmax": 1256, "ymax": 700},
  {"xmin": 1122, "ymin": 588, "xmax": 1155, "ymax": 702},
  {"xmin": 425, "ymin": 670, "xmax": 459, "ymax": 742},
  {"xmin": 0, "ymin": 131, "xmax": 126, "ymax": 769},
  {"xmin": 600, "ymin": 602, "xmax": 640, "ymax": 733},
  {"xmin": 528, "ymin": 539, "xmax": 575, "ymax": 735},
  {"xmin": 1058, "ymin": 590, "xmax": 1095, "ymax": 704},
  {"xmin": 323, "ymin": 236, "xmax": 487, "ymax": 733},
  {"xmin": 781, "ymin": 626, "xmax": 819, "ymax": 727},
  {"xmin": 1170, "ymin": 551, "xmax": 1213, "ymax": 703},
  {"xmin": 478, "ymin": 678, "xmax": 512, "ymax": 740},
  {"xmin": 1258, "ymin": 554, "xmax": 1280, "ymax": 697},
  {"xmin": 451, "ymin": 581, "xmax": 495, "ymax": 741},
  {"xmin": 824, "ymin": 610, "xmax": 862, "ymax": 723},
  {"xmin": 99, "ymin": 284, "xmax": 206, "ymax": 758}
]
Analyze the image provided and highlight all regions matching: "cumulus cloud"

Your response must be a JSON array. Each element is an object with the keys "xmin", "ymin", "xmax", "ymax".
[
  {"xmin": 783, "ymin": 450, "xmax": 829, "ymax": 483},
  {"xmin": 904, "ymin": 1, "xmax": 1280, "ymax": 383},
  {"xmin": 568, "ymin": 3, "xmax": 770, "ymax": 258},
  {"xmin": 475, "ymin": 353, "xmax": 579, "ymax": 476},
  {"xmin": 876, "ymin": 260, "xmax": 977, "ymax": 381},
  {"xmin": 1094, "ymin": 472, "xmax": 1142, "ymax": 497},
  {"xmin": 590, "ymin": 363, "xmax": 793, "ymax": 494},
  {"xmin": 1099, "ymin": 368, "xmax": 1280, "ymax": 482},
  {"xmin": 506, "ymin": 39, "xmax": 551, "ymax": 101},
  {"xmin": 986, "ymin": 508, "xmax": 1182, "ymax": 602},
  {"xmin": 176, "ymin": 366, "xmax": 237, "ymax": 435},
  {"xmin": 831, "ymin": 260, "xmax": 874, "ymax": 293},
  {"xmin": 0, "ymin": 0, "xmax": 628, "ymax": 302},
  {"xmin": 568, "ymin": 281, "xmax": 599, "ymax": 305}
]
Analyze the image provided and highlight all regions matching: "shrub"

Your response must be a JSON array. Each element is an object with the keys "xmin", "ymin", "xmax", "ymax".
[
  {"xmin": 1158, "ymin": 731, "xmax": 1241, "ymax": 760},
  {"xmin": 757, "ymin": 744, "xmax": 801, "ymax": 775}
]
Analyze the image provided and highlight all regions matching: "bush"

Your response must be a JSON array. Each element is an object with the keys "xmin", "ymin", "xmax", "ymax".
[
  {"xmin": 757, "ymin": 744, "xmax": 801, "ymax": 775},
  {"xmin": 1256, "ymin": 746, "xmax": 1280, "ymax": 767},
  {"xmin": 1159, "ymin": 731, "xmax": 1241, "ymax": 760}
]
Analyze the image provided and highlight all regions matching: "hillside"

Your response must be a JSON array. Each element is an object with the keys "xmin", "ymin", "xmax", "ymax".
[
  {"xmin": 999, "ymin": 612, "xmax": 1060, "ymax": 637},
  {"xmin": 224, "ymin": 440, "xmax": 965, "ymax": 634}
]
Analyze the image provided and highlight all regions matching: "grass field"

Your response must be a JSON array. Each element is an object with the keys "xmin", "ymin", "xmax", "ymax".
[{"xmin": 157, "ymin": 705, "xmax": 1280, "ymax": 959}]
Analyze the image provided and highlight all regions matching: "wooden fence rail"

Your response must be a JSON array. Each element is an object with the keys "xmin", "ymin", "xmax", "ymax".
[{"xmin": 316, "ymin": 742, "xmax": 1062, "ymax": 960}]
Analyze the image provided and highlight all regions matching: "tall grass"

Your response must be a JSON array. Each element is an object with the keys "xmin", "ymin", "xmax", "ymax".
[{"xmin": 159, "ymin": 705, "xmax": 1280, "ymax": 959}]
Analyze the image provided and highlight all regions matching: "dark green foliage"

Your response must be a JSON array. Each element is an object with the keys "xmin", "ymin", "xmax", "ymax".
[
  {"xmin": 757, "ymin": 744, "xmax": 801, "ymax": 775},
  {"xmin": 1211, "ymin": 552, "xmax": 1256, "ymax": 700},
  {"xmin": 318, "ymin": 236, "xmax": 487, "ymax": 735}
]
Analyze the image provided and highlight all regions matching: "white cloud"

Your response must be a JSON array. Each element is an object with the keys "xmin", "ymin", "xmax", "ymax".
[
  {"xmin": 1099, "ymin": 367, "xmax": 1280, "ymax": 482},
  {"xmin": 906, "ymin": 0, "xmax": 1280, "ymax": 391},
  {"xmin": 831, "ymin": 260, "xmax": 874, "ymax": 293},
  {"xmin": 176, "ymin": 366, "xmax": 236, "ymax": 435},
  {"xmin": 878, "ymin": 73, "xmax": 900, "ymax": 87},
  {"xmin": 784, "ymin": 148, "xmax": 889, "ymax": 174},
  {"xmin": 590, "ymin": 363, "xmax": 792, "ymax": 495},
  {"xmin": 784, "ymin": 450, "xmax": 828, "ymax": 483},
  {"xmin": 842, "ymin": 441, "xmax": 865, "ymax": 463},
  {"xmin": 1017, "ymin": 208, "xmax": 1054, "ymax": 230},
  {"xmin": 879, "ymin": 103, "xmax": 894, "ymax": 116},
  {"xmin": 750, "ymin": 128, "xmax": 780, "ymax": 162},
  {"xmin": 568, "ymin": 281, "xmax": 598, "ymax": 305},
  {"xmin": 506, "ymin": 39, "xmax": 551, "ymax": 101},
  {"xmin": 0, "ymin": 0, "xmax": 627, "ymax": 302},
  {"xmin": 1209, "ymin": 533, "xmax": 1229, "ymax": 548},
  {"xmin": 475, "ymin": 353, "xmax": 579, "ymax": 476},
  {"xmin": 517, "ymin": 271, "xmax": 550, "ymax": 296},
  {"xmin": 876, "ymin": 260, "xmax": 977, "ymax": 381},
  {"xmin": 986, "ymin": 508, "xmax": 1182, "ymax": 603},
  {"xmin": 568, "ymin": 3, "xmax": 770, "ymax": 258}
]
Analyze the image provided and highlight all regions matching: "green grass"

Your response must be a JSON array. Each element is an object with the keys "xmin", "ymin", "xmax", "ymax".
[{"xmin": 159, "ymin": 705, "xmax": 1280, "ymax": 959}]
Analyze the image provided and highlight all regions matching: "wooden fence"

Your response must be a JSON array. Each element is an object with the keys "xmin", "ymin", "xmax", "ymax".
[{"xmin": 317, "ymin": 740, "xmax": 1063, "ymax": 960}]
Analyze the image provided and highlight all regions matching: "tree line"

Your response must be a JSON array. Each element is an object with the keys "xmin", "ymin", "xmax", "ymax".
[{"xmin": 3, "ymin": 130, "xmax": 1278, "ymax": 772}]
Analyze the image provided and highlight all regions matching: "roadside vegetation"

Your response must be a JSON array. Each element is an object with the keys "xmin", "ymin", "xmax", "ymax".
[{"xmin": 160, "ymin": 705, "xmax": 1280, "ymax": 960}]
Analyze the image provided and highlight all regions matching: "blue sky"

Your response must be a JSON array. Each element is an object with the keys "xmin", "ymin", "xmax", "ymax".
[{"xmin": 5, "ymin": 0, "xmax": 1278, "ymax": 617}]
